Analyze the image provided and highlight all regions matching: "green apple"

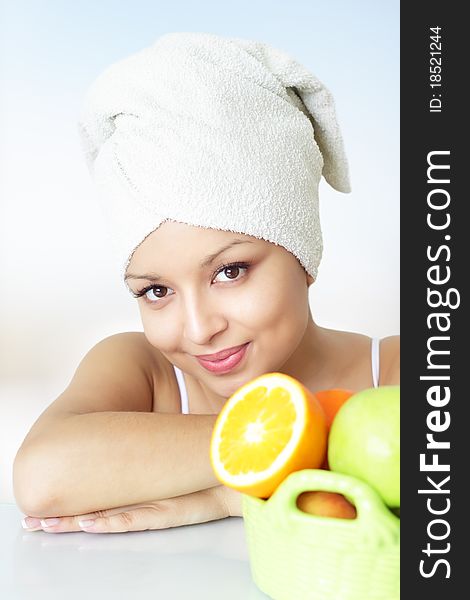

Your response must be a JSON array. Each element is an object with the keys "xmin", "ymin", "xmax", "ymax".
[{"xmin": 328, "ymin": 386, "xmax": 400, "ymax": 508}]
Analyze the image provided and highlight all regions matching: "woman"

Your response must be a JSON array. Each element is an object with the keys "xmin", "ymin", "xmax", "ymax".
[{"xmin": 14, "ymin": 32, "xmax": 399, "ymax": 533}]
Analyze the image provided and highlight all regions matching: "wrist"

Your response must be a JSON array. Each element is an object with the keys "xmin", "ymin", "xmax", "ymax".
[{"xmin": 221, "ymin": 485, "xmax": 243, "ymax": 518}]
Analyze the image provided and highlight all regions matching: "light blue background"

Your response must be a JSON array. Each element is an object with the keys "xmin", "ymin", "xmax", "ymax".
[{"xmin": 0, "ymin": 2, "xmax": 399, "ymax": 502}]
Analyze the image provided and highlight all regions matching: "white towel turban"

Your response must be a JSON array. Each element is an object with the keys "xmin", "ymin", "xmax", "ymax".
[{"xmin": 78, "ymin": 32, "xmax": 351, "ymax": 280}]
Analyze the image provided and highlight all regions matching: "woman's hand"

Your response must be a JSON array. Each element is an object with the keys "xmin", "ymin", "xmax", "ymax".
[
  {"xmin": 21, "ymin": 485, "xmax": 243, "ymax": 534},
  {"xmin": 214, "ymin": 483, "xmax": 243, "ymax": 518}
]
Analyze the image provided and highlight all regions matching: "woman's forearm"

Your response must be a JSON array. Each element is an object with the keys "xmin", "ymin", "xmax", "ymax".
[{"xmin": 13, "ymin": 411, "xmax": 219, "ymax": 518}]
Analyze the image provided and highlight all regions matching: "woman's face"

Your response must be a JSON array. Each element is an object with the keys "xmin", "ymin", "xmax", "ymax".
[{"xmin": 125, "ymin": 221, "xmax": 313, "ymax": 399}]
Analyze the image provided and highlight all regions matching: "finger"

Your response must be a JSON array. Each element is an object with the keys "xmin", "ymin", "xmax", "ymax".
[
  {"xmin": 21, "ymin": 502, "xmax": 145, "ymax": 534},
  {"xmin": 40, "ymin": 513, "xmax": 99, "ymax": 533},
  {"xmin": 79, "ymin": 490, "xmax": 227, "ymax": 533},
  {"xmin": 21, "ymin": 516, "xmax": 43, "ymax": 532},
  {"xmin": 21, "ymin": 516, "xmax": 75, "ymax": 533},
  {"xmin": 76, "ymin": 504, "xmax": 162, "ymax": 533},
  {"xmin": 22, "ymin": 511, "xmax": 105, "ymax": 534}
]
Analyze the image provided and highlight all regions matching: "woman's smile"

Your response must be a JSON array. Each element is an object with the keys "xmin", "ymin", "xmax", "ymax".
[{"xmin": 195, "ymin": 342, "xmax": 251, "ymax": 374}]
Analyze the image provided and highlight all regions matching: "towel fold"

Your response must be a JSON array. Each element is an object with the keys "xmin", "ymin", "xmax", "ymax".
[{"xmin": 78, "ymin": 32, "xmax": 351, "ymax": 279}]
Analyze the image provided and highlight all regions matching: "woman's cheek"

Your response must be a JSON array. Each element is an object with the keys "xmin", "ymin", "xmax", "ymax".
[
  {"xmin": 259, "ymin": 278, "xmax": 309, "ymax": 346},
  {"xmin": 230, "ymin": 278, "xmax": 282, "ymax": 321},
  {"xmin": 225, "ymin": 290, "xmax": 264, "ymax": 325},
  {"xmin": 140, "ymin": 309, "xmax": 180, "ymax": 352}
]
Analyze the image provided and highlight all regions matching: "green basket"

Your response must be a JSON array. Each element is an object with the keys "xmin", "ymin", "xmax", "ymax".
[{"xmin": 242, "ymin": 469, "xmax": 400, "ymax": 600}]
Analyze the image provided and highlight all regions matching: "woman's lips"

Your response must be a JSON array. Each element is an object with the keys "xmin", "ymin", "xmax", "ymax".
[
  {"xmin": 196, "ymin": 343, "xmax": 247, "ymax": 361},
  {"xmin": 196, "ymin": 342, "xmax": 250, "ymax": 374}
]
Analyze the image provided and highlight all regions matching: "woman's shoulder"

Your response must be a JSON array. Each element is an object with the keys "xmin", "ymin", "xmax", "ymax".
[
  {"xmin": 379, "ymin": 335, "xmax": 400, "ymax": 385},
  {"xmin": 104, "ymin": 332, "xmax": 182, "ymax": 413},
  {"xmin": 101, "ymin": 331, "xmax": 164, "ymax": 377}
]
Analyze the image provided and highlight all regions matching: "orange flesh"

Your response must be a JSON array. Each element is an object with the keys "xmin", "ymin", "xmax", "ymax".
[
  {"xmin": 219, "ymin": 386, "xmax": 297, "ymax": 475},
  {"xmin": 210, "ymin": 372, "xmax": 328, "ymax": 498}
]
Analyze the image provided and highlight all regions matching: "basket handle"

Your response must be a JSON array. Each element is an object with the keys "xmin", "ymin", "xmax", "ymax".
[{"xmin": 267, "ymin": 469, "xmax": 399, "ymax": 548}]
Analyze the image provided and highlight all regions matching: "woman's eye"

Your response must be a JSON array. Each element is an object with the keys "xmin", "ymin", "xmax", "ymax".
[
  {"xmin": 134, "ymin": 263, "xmax": 249, "ymax": 303},
  {"xmin": 142, "ymin": 286, "xmax": 173, "ymax": 303},
  {"xmin": 213, "ymin": 264, "xmax": 248, "ymax": 283}
]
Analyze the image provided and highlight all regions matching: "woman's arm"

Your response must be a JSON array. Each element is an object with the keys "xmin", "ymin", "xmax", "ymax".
[
  {"xmin": 13, "ymin": 333, "xmax": 220, "ymax": 518},
  {"xmin": 14, "ymin": 411, "xmax": 220, "ymax": 519}
]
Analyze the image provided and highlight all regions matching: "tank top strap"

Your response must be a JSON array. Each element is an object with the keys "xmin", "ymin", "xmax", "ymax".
[
  {"xmin": 173, "ymin": 365, "xmax": 190, "ymax": 414},
  {"xmin": 371, "ymin": 337, "xmax": 381, "ymax": 388}
]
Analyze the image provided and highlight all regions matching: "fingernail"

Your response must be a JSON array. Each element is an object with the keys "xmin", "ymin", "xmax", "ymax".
[
  {"xmin": 41, "ymin": 518, "xmax": 61, "ymax": 528},
  {"xmin": 22, "ymin": 517, "xmax": 41, "ymax": 529},
  {"xmin": 78, "ymin": 519, "xmax": 95, "ymax": 529}
]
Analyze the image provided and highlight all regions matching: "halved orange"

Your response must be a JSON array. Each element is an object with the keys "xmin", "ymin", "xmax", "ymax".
[{"xmin": 210, "ymin": 372, "xmax": 327, "ymax": 498}]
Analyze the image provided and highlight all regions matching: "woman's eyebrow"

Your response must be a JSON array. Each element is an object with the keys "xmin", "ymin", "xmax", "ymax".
[{"xmin": 124, "ymin": 239, "xmax": 254, "ymax": 281}]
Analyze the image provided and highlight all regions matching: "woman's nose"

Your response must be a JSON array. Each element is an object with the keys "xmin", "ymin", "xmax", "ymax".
[{"xmin": 182, "ymin": 292, "xmax": 228, "ymax": 345}]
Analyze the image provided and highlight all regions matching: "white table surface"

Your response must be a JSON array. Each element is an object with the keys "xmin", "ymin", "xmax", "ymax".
[{"xmin": 0, "ymin": 503, "xmax": 269, "ymax": 599}]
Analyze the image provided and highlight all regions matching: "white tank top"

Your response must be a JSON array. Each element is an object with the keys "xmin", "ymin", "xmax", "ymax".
[
  {"xmin": 371, "ymin": 337, "xmax": 381, "ymax": 388},
  {"xmin": 172, "ymin": 337, "xmax": 381, "ymax": 414},
  {"xmin": 173, "ymin": 365, "xmax": 190, "ymax": 414}
]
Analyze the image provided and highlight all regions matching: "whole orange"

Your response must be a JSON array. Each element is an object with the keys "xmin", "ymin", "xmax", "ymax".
[{"xmin": 314, "ymin": 388, "xmax": 354, "ymax": 430}]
